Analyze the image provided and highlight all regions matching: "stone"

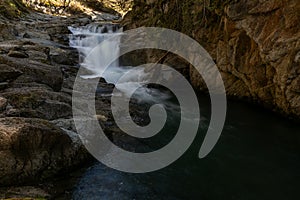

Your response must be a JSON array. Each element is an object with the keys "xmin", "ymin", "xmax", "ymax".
[
  {"xmin": 0, "ymin": 82, "xmax": 9, "ymax": 90},
  {"xmin": 0, "ymin": 64, "xmax": 23, "ymax": 82},
  {"xmin": 96, "ymin": 114, "xmax": 108, "ymax": 122},
  {"xmin": 0, "ymin": 55, "xmax": 63, "ymax": 91},
  {"xmin": 7, "ymin": 50, "xmax": 29, "ymax": 58},
  {"xmin": 23, "ymin": 31, "xmax": 51, "ymax": 40},
  {"xmin": 0, "ymin": 117, "xmax": 88, "ymax": 186},
  {"xmin": 124, "ymin": 0, "xmax": 300, "ymax": 120},
  {"xmin": 2, "ymin": 87, "xmax": 72, "ymax": 120},
  {"xmin": 0, "ymin": 186, "xmax": 50, "ymax": 199},
  {"xmin": 50, "ymin": 48, "xmax": 78, "ymax": 66},
  {"xmin": 0, "ymin": 23, "xmax": 17, "ymax": 42},
  {"xmin": 51, "ymin": 118, "xmax": 77, "ymax": 132},
  {"xmin": 0, "ymin": 96, "xmax": 7, "ymax": 112},
  {"xmin": 290, "ymin": 77, "xmax": 300, "ymax": 93},
  {"xmin": 295, "ymin": 51, "xmax": 300, "ymax": 63}
]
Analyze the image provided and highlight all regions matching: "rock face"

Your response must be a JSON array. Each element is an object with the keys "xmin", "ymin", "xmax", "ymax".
[
  {"xmin": 0, "ymin": 117, "xmax": 87, "ymax": 185},
  {"xmin": 123, "ymin": 0, "xmax": 300, "ymax": 120}
]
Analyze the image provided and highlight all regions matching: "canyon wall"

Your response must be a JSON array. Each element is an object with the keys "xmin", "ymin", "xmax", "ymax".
[{"xmin": 122, "ymin": 0, "xmax": 300, "ymax": 120}]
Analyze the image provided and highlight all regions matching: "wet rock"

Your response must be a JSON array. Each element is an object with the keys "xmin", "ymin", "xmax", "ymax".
[
  {"xmin": 0, "ymin": 40, "xmax": 51, "ymax": 63},
  {"xmin": 0, "ymin": 186, "xmax": 50, "ymax": 199},
  {"xmin": 51, "ymin": 118, "xmax": 77, "ymax": 132},
  {"xmin": 0, "ymin": 96, "xmax": 7, "ymax": 112},
  {"xmin": 50, "ymin": 119, "xmax": 84, "ymax": 158},
  {"xmin": 47, "ymin": 25, "xmax": 71, "ymax": 45},
  {"xmin": 7, "ymin": 50, "xmax": 29, "ymax": 58},
  {"xmin": 21, "ymin": 43, "xmax": 50, "ymax": 63},
  {"xmin": 23, "ymin": 31, "xmax": 51, "ymax": 41},
  {"xmin": 0, "ymin": 82, "xmax": 9, "ymax": 90},
  {"xmin": 0, "ymin": 117, "xmax": 88, "ymax": 186},
  {"xmin": 0, "ymin": 23, "xmax": 17, "ymax": 41},
  {"xmin": 2, "ymin": 87, "xmax": 72, "ymax": 120},
  {"xmin": 0, "ymin": 55, "xmax": 63, "ymax": 91},
  {"xmin": 0, "ymin": 64, "xmax": 23, "ymax": 82},
  {"xmin": 50, "ymin": 48, "xmax": 78, "ymax": 66}
]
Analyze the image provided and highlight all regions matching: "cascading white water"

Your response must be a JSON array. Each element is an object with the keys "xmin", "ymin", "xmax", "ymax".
[
  {"xmin": 68, "ymin": 23, "xmax": 173, "ymax": 103},
  {"xmin": 69, "ymin": 23, "xmax": 122, "ymax": 79}
]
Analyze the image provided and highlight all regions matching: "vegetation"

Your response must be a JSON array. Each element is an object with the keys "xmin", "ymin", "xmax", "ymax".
[
  {"xmin": 22, "ymin": 0, "xmax": 133, "ymax": 16},
  {"xmin": 0, "ymin": 0, "xmax": 28, "ymax": 18},
  {"xmin": 126, "ymin": 0, "xmax": 234, "ymax": 31}
]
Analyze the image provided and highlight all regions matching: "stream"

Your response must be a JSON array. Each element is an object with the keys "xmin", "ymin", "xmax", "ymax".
[{"xmin": 68, "ymin": 23, "xmax": 300, "ymax": 200}]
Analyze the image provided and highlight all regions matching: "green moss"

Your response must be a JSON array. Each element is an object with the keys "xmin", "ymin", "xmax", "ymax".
[{"xmin": 0, "ymin": 0, "xmax": 28, "ymax": 18}]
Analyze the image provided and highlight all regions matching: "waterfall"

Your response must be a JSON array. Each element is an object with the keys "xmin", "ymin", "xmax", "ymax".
[
  {"xmin": 68, "ymin": 23, "xmax": 173, "ymax": 103},
  {"xmin": 68, "ymin": 23, "xmax": 122, "ymax": 80}
]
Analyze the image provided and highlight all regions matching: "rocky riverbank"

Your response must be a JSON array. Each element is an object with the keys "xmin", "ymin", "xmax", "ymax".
[
  {"xmin": 0, "ymin": 0, "xmax": 299, "ymax": 199},
  {"xmin": 0, "ymin": 3, "xmax": 125, "ymax": 198}
]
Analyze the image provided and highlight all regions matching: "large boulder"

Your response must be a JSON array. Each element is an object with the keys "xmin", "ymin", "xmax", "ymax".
[
  {"xmin": 0, "ymin": 55, "xmax": 63, "ymax": 91},
  {"xmin": 0, "ymin": 117, "xmax": 87, "ymax": 186},
  {"xmin": 0, "ymin": 64, "xmax": 22, "ymax": 82},
  {"xmin": 2, "ymin": 87, "xmax": 72, "ymax": 120}
]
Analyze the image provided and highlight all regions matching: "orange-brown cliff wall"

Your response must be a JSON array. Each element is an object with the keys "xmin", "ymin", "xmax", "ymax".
[{"xmin": 123, "ymin": 0, "xmax": 300, "ymax": 119}]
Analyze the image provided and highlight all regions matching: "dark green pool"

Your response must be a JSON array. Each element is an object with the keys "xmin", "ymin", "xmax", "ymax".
[{"xmin": 72, "ymin": 93, "xmax": 300, "ymax": 200}]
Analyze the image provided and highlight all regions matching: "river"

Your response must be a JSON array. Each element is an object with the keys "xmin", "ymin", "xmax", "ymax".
[{"xmin": 68, "ymin": 23, "xmax": 300, "ymax": 200}]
